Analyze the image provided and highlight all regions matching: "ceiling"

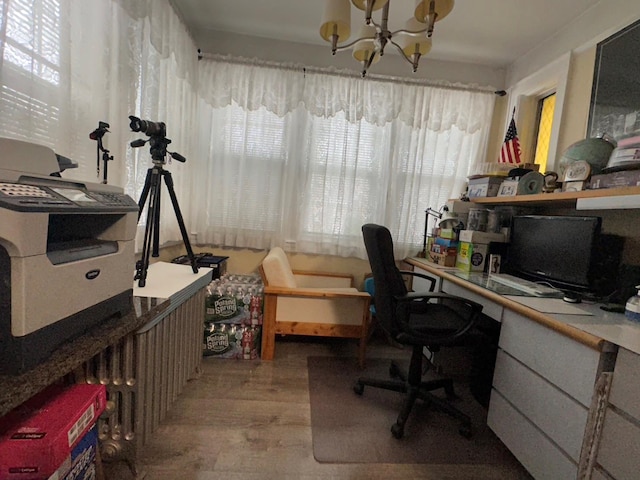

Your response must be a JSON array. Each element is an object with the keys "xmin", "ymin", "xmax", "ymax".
[{"xmin": 170, "ymin": 0, "xmax": 602, "ymax": 69}]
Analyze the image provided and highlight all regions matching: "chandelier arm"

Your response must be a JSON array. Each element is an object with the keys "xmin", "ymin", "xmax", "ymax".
[
  {"xmin": 388, "ymin": 39, "xmax": 417, "ymax": 67},
  {"xmin": 390, "ymin": 27, "xmax": 429, "ymax": 36},
  {"xmin": 361, "ymin": 49, "xmax": 378, "ymax": 77},
  {"xmin": 332, "ymin": 35, "xmax": 377, "ymax": 52}
]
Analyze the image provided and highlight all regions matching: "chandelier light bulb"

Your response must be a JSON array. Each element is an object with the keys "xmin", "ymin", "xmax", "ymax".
[{"xmin": 320, "ymin": 0, "xmax": 452, "ymax": 77}]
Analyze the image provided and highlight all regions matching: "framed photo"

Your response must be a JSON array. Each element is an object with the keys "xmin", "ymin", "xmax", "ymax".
[{"xmin": 497, "ymin": 179, "xmax": 518, "ymax": 197}]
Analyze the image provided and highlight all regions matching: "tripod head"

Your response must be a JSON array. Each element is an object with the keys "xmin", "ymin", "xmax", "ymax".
[
  {"xmin": 89, "ymin": 121, "xmax": 113, "ymax": 184},
  {"xmin": 129, "ymin": 115, "xmax": 186, "ymax": 165},
  {"xmin": 90, "ymin": 121, "xmax": 110, "ymax": 140}
]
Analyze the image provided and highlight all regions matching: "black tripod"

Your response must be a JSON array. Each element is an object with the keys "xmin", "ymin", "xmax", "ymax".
[{"xmin": 130, "ymin": 117, "xmax": 198, "ymax": 287}]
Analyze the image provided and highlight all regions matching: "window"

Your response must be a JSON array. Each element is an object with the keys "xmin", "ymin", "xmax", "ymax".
[
  {"xmin": 533, "ymin": 92, "xmax": 556, "ymax": 173},
  {"xmin": 0, "ymin": 0, "xmax": 63, "ymax": 144}
]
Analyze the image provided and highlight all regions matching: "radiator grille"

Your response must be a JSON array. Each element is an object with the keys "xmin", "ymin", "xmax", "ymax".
[{"xmin": 75, "ymin": 287, "xmax": 206, "ymax": 467}]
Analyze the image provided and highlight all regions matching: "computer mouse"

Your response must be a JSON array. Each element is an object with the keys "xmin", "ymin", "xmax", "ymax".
[{"xmin": 563, "ymin": 293, "xmax": 582, "ymax": 304}]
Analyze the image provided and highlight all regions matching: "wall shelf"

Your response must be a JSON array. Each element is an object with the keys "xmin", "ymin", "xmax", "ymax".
[{"xmin": 470, "ymin": 186, "xmax": 640, "ymax": 208}]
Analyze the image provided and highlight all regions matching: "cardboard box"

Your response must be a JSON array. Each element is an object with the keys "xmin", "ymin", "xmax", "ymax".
[
  {"xmin": 434, "ymin": 237, "xmax": 458, "ymax": 248},
  {"xmin": 438, "ymin": 228, "xmax": 457, "ymax": 240},
  {"xmin": 428, "ymin": 251, "xmax": 457, "ymax": 267},
  {"xmin": 456, "ymin": 242, "xmax": 489, "ymax": 272},
  {"xmin": 590, "ymin": 170, "xmax": 640, "ymax": 189},
  {"xmin": 203, "ymin": 323, "xmax": 262, "ymax": 359},
  {"xmin": 458, "ymin": 230, "xmax": 505, "ymax": 244},
  {"xmin": 430, "ymin": 243, "xmax": 457, "ymax": 255},
  {"xmin": 467, "ymin": 176, "xmax": 503, "ymax": 198},
  {"xmin": 0, "ymin": 384, "xmax": 106, "ymax": 480},
  {"xmin": 62, "ymin": 425, "xmax": 98, "ymax": 480}
]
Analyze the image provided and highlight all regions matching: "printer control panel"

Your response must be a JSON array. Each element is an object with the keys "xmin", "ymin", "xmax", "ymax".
[{"xmin": 0, "ymin": 181, "xmax": 138, "ymax": 212}]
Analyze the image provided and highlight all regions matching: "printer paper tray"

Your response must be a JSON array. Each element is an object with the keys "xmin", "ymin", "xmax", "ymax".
[{"xmin": 47, "ymin": 239, "xmax": 118, "ymax": 265}]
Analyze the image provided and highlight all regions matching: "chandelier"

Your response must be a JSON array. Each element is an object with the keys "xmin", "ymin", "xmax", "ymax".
[{"xmin": 320, "ymin": 0, "xmax": 454, "ymax": 77}]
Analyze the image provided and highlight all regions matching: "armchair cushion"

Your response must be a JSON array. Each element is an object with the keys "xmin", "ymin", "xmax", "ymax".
[{"xmin": 262, "ymin": 246, "xmax": 297, "ymax": 288}]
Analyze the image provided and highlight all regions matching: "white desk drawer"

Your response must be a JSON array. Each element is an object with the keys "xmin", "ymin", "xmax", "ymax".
[
  {"xmin": 499, "ymin": 310, "xmax": 600, "ymax": 407},
  {"xmin": 442, "ymin": 279, "xmax": 503, "ymax": 321},
  {"xmin": 492, "ymin": 350, "xmax": 588, "ymax": 461},
  {"xmin": 488, "ymin": 389, "xmax": 577, "ymax": 480},
  {"xmin": 597, "ymin": 407, "xmax": 640, "ymax": 480},
  {"xmin": 609, "ymin": 347, "xmax": 640, "ymax": 421}
]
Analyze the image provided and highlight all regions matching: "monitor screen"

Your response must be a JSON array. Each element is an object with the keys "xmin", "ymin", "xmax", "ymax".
[{"xmin": 507, "ymin": 215, "xmax": 601, "ymax": 291}]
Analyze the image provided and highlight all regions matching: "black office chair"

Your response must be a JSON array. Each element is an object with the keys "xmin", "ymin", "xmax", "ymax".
[{"xmin": 355, "ymin": 224, "xmax": 484, "ymax": 439}]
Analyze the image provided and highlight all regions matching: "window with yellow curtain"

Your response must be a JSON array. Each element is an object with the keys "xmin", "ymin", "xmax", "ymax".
[{"xmin": 533, "ymin": 93, "xmax": 556, "ymax": 173}]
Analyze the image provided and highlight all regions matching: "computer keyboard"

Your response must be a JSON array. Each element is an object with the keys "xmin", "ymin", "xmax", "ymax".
[{"xmin": 488, "ymin": 273, "xmax": 562, "ymax": 297}]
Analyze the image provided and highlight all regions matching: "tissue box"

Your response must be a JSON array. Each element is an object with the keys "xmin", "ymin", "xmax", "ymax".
[
  {"xmin": 468, "ymin": 176, "xmax": 503, "ymax": 198},
  {"xmin": 456, "ymin": 242, "xmax": 489, "ymax": 272},
  {"xmin": 0, "ymin": 384, "xmax": 106, "ymax": 480}
]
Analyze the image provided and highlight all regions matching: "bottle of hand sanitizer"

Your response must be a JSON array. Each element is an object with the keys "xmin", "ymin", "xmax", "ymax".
[{"xmin": 625, "ymin": 285, "xmax": 640, "ymax": 323}]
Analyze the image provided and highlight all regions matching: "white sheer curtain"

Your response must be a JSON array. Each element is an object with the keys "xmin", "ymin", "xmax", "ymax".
[
  {"xmin": 194, "ymin": 58, "xmax": 495, "ymax": 259},
  {"xmin": 0, "ymin": 1, "xmax": 494, "ymax": 260},
  {"xmin": 0, "ymin": 0, "xmax": 198, "ymax": 248}
]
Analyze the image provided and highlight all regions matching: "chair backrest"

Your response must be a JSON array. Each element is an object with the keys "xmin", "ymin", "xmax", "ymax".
[
  {"xmin": 361, "ymin": 224, "xmax": 409, "ymax": 337},
  {"xmin": 261, "ymin": 247, "xmax": 297, "ymax": 288}
]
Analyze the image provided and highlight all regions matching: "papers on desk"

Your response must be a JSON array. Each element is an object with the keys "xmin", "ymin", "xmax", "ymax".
[
  {"xmin": 505, "ymin": 296, "xmax": 594, "ymax": 315},
  {"xmin": 133, "ymin": 261, "xmax": 212, "ymax": 300}
]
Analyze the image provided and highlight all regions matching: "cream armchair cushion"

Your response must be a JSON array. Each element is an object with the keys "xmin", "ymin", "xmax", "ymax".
[{"xmin": 260, "ymin": 247, "xmax": 371, "ymax": 366}]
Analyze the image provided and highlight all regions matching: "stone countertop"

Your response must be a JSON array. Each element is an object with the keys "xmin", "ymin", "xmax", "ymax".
[{"xmin": 0, "ymin": 295, "xmax": 169, "ymax": 418}]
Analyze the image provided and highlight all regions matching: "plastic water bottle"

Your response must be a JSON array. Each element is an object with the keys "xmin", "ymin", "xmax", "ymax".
[{"xmin": 625, "ymin": 285, "xmax": 640, "ymax": 323}]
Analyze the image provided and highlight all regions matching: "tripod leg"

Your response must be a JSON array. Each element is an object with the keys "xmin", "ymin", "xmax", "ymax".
[
  {"xmin": 137, "ymin": 168, "xmax": 153, "ymax": 220},
  {"xmin": 135, "ymin": 168, "xmax": 161, "ymax": 287},
  {"xmin": 152, "ymin": 185, "xmax": 160, "ymax": 257},
  {"xmin": 161, "ymin": 170, "xmax": 199, "ymax": 274}
]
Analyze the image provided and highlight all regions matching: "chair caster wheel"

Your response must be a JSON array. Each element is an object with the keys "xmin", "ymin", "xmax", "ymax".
[
  {"xmin": 459, "ymin": 423, "xmax": 472, "ymax": 438},
  {"xmin": 391, "ymin": 423, "xmax": 404, "ymax": 439},
  {"xmin": 353, "ymin": 382, "xmax": 364, "ymax": 395}
]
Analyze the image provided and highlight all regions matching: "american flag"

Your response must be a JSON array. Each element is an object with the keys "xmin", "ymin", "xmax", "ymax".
[{"xmin": 499, "ymin": 117, "xmax": 522, "ymax": 164}]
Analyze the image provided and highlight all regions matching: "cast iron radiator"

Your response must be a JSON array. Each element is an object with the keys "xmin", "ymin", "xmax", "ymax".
[{"xmin": 74, "ymin": 286, "xmax": 206, "ymax": 471}]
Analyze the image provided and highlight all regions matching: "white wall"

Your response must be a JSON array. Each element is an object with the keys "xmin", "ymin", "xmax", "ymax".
[
  {"xmin": 196, "ymin": 29, "xmax": 505, "ymax": 89},
  {"xmin": 506, "ymin": 0, "xmax": 640, "ymax": 87}
]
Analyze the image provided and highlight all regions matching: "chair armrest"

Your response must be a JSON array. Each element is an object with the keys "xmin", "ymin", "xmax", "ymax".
[
  {"xmin": 398, "ymin": 270, "xmax": 436, "ymax": 292},
  {"xmin": 293, "ymin": 271, "xmax": 354, "ymax": 288},
  {"xmin": 264, "ymin": 286, "xmax": 369, "ymax": 299}
]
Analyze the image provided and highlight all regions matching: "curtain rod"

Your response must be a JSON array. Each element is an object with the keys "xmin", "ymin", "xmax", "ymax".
[{"xmin": 200, "ymin": 52, "xmax": 499, "ymax": 95}]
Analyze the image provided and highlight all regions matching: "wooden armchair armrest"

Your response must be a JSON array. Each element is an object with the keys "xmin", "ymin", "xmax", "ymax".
[
  {"xmin": 293, "ymin": 271, "xmax": 354, "ymax": 288},
  {"xmin": 263, "ymin": 286, "xmax": 370, "ymax": 299}
]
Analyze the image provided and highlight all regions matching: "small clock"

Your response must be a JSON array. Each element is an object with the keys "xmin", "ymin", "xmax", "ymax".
[{"xmin": 563, "ymin": 160, "xmax": 591, "ymax": 182}]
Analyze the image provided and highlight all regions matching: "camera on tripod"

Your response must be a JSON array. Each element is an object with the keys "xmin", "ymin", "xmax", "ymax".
[
  {"xmin": 129, "ymin": 116, "xmax": 166, "ymax": 137},
  {"xmin": 130, "ymin": 114, "xmax": 196, "ymax": 287},
  {"xmin": 128, "ymin": 116, "xmax": 185, "ymax": 164}
]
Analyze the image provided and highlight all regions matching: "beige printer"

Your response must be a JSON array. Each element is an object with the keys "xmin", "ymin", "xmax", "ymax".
[{"xmin": 0, "ymin": 138, "xmax": 138, "ymax": 375}]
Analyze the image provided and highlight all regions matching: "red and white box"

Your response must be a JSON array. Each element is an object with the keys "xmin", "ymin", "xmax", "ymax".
[{"xmin": 0, "ymin": 384, "xmax": 106, "ymax": 480}]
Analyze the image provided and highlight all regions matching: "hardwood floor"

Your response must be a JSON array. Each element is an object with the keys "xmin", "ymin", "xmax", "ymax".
[{"xmin": 104, "ymin": 336, "xmax": 532, "ymax": 479}]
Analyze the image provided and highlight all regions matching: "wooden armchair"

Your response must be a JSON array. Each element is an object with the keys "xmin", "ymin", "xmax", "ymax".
[{"xmin": 259, "ymin": 247, "xmax": 371, "ymax": 367}]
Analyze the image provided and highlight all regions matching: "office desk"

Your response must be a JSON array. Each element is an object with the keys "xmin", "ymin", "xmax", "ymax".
[{"xmin": 406, "ymin": 257, "xmax": 640, "ymax": 480}]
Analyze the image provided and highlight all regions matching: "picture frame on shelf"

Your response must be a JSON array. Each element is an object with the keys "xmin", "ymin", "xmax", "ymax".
[{"xmin": 497, "ymin": 179, "xmax": 519, "ymax": 197}]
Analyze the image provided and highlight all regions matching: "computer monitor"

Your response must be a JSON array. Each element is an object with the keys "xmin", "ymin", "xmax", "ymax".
[{"xmin": 506, "ymin": 215, "xmax": 622, "ymax": 295}]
